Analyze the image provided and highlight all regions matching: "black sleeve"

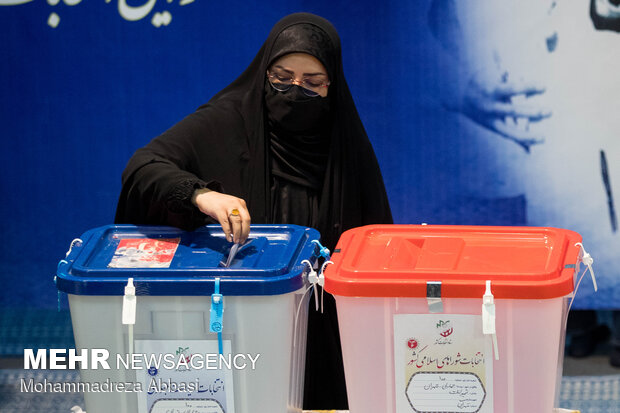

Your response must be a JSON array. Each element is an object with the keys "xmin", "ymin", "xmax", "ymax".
[
  {"xmin": 359, "ymin": 138, "xmax": 393, "ymax": 226},
  {"xmin": 114, "ymin": 107, "xmax": 230, "ymax": 230}
]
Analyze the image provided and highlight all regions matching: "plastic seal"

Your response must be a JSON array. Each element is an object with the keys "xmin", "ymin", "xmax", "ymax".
[
  {"xmin": 65, "ymin": 238, "xmax": 83, "ymax": 258},
  {"xmin": 302, "ymin": 259, "xmax": 332, "ymax": 313},
  {"xmin": 122, "ymin": 278, "xmax": 137, "ymax": 355},
  {"xmin": 293, "ymin": 260, "xmax": 317, "ymax": 347},
  {"xmin": 568, "ymin": 243, "xmax": 598, "ymax": 316},
  {"xmin": 311, "ymin": 240, "xmax": 331, "ymax": 259},
  {"xmin": 482, "ymin": 280, "xmax": 499, "ymax": 360},
  {"xmin": 57, "ymin": 238, "xmax": 85, "ymax": 313},
  {"xmin": 210, "ymin": 278, "xmax": 224, "ymax": 355},
  {"xmin": 302, "ymin": 259, "xmax": 320, "ymax": 311},
  {"xmin": 122, "ymin": 278, "xmax": 136, "ymax": 325},
  {"xmin": 575, "ymin": 242, "xmax": 597, "ymax": 292},
  {"xmin": 318, "ymin": 261, "xmax": 332, "ymax": 288}
]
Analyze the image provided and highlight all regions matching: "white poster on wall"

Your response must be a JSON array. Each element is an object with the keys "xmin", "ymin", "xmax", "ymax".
[{"xmin": 394, "ymin": 314, "xmax": 494, "ymax": 413}]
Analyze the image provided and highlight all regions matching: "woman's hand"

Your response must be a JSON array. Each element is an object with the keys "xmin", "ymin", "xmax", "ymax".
[{"xmin": 193, "ymin": 190, "xmax": 251, "ymax": 244}]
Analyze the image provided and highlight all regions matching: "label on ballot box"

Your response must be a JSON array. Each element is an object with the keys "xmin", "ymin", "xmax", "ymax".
[
  {"xmin": 135, "ymin": 339, "xmax": 236, "ymax": 413},
  {"xmin": 394, "ymin": 314, "xmax": 494, "ymax": 413}
]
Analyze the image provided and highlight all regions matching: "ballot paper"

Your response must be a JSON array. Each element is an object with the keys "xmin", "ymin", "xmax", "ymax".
[
  {"xmin": 224, "ymin": 243, "xmax": 240, "ymax": 268},
  {"xmin": 220, "ymin": 239, "xmax": 254, "ymax": 268}
]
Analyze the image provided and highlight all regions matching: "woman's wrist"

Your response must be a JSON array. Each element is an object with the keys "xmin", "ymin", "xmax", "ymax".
[{"xmin": 191, "ymin": 187, "xmax": 213, "ymax": 207}]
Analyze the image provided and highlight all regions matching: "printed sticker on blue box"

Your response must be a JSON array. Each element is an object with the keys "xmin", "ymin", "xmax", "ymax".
[
  {"xmin": 135, "ymin": 339, "xmax": 235, "ymax": 413},
  {"xmin": 394, "ymin": 314, "xmax": 494, "ymax": 413},
  {"xmin": 108, "ymin": 238, "xmax": 180, "ymax": 268}
]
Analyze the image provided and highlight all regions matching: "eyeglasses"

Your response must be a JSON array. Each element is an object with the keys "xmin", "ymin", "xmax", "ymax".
[{"xmin": 266, "ymin": 68, "xmax": 330, "ymax": 97}]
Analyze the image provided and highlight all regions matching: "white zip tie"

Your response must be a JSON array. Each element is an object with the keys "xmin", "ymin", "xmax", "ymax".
[
  {"xmin": 567, "ymin": 243, "xmax": 598, "ymax": 315},
  {"xmin": 292, "ymin": 259, "xmax": 333, "ymax": 346},
  {"xmin": 65, "ymin": 238, "xmax": 83, "ymax": 257},
  {"xmin": 293, "ymin": 261, "xmax": 316, "ymax": 347},
  {"xmin": 305, "ymin": 260, "xmax": 320, "ymax": 311},
  {"xmin": 57, "ymin": 238, "xmax": 84, "ymax": 312},
  {"xmin": 293, "ymin": 285, "xmax": 314, "ymax": 348},
  {"xmin": 58, "ymin": 238, "xmax": 84, "ymax": 269},
  {"xmin": 482, "ymin": 280, "xmax": 499, "ymax": 360},
  {"xmin": 122, "ymin": 278, "xmax": 137, "ymax": 355},
  {"xmin": 575, "ymin": 242, "xmax": 597, "ymax": 292}
]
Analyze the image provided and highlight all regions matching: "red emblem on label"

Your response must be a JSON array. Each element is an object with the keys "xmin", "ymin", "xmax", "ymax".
[
  {"xmin": 407, "ymin": 339, "xmax": 418, "ymax": 349},
  {"xmin": 440, "ymin": 328, "xmax": 453, "ymax": 337}
]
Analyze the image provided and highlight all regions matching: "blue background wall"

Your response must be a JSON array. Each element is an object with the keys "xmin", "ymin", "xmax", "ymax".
[{"xmin": 0, "ymin": 0, "xmax": 612, "ymax": 309}]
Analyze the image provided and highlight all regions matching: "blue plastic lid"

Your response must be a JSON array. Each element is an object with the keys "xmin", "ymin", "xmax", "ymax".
[{"xmin": 56, "ymin": 224, "xmax": 320, "ymax": 296}]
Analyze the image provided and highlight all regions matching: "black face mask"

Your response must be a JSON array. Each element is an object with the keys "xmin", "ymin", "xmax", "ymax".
[{"xmin": 264, "ymin": 83, "xmax": 331, "ymax": 134}]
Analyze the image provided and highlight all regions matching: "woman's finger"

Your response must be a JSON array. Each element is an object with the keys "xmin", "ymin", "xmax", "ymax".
[
  {"xmin": 229, "ymin": 208, "xmax": 242, "ymax": 244},
  {"xmin": 239, "ymin": 207, "xmax": 251, "ymax": 244},
  {"xmin": 217, "ymin": 210, "xmax": 233, "ymax": 242}
]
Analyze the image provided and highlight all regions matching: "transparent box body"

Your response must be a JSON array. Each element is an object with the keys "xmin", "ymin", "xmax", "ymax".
[
  {"xmin": 335, "ymin": 295, "xmax": 569, "ymax": 413},
  {"xmin": 69, "ymin": 291, "xmax": 309, "ymax": 413}
]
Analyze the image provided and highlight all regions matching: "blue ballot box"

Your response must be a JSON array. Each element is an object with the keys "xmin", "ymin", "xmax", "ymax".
[{"xmin": 56, "ymin": 224, "xmax": 320, "ymax": 413}]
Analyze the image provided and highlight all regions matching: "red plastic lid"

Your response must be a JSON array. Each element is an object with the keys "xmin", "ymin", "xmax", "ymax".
[{"xmin": 324, "ymin": 225, "xmax": 582, "ymax": 299}]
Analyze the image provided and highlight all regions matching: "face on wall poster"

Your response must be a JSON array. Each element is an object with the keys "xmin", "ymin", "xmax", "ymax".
[{"xmin": 390, "ymin": 0, "xmax": 619, "ymax": 307}]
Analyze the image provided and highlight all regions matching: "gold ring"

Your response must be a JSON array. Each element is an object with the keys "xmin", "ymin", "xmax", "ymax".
[{"xmin": 229, "ymin": 208, "xmax": 240, "ymax": 217}]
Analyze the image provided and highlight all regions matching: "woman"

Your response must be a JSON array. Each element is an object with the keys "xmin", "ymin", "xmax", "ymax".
[{"xmin": 115, "ymin": 12, "xmax": 392, "ymax": 408}]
